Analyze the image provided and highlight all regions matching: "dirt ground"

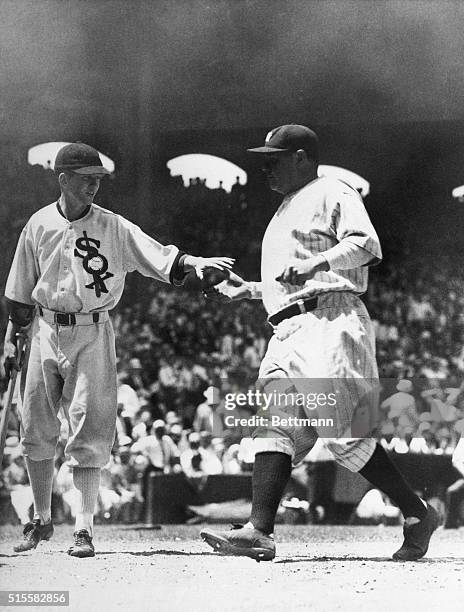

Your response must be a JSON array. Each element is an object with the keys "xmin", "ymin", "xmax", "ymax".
[{"xmin": 0, "ymin": 524, "xmax": 463, "ymax": 612}]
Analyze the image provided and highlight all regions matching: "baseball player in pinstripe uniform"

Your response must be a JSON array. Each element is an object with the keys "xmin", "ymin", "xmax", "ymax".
[
  {"xmin": 201, "ymin": 125, "xmax": 438, "ymax": 561},
  {"xmin": 1, "ymin": 142, "xmax": 233, "ymax": 557}
]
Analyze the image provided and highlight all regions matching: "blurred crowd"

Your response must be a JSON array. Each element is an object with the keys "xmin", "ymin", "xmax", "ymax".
[{"xmin": 1, "ymin": 159, "xmax": 464, "ymax": 525}]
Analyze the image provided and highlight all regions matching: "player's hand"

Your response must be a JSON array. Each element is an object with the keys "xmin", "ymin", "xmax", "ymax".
[
  {"xmin": 185, "ymin": 256, "xmax": 235, "ymax": 281},
  {"xmin": 203, "ymin": 271, "xmax": 252, "ymax": 302},
  {"xmin": 276, "ymin": 255, "xmax": 329, "ymax": 285},
  {"xmin": 1, "ymin": 338, "xmax": 20, "ymax": 381}
]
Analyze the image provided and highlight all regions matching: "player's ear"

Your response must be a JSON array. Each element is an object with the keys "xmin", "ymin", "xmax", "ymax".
[
  {"xmin": 295, "ymin": 149, "xmax": 307, "ymax": 165},
  {"xmin": 58, "ymin": 172, "xmax": 68, "ymax": 189}
]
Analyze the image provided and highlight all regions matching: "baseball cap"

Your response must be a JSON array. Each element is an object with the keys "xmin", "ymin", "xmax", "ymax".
[
  {"xmin": 54, "ymin": 142, "xmax": 111, "ymax": 175},
  {"xmin": 247, "ymin": 124, "xmax": 319, "ymax": 159}
]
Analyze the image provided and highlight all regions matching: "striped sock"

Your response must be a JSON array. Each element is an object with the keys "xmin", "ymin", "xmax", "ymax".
[
  {"xmin": 25, "ymin": 457, "xmax": 55, "ymax": 524},
  {"xmin": 73, "ymin": 467, "xmax": 101, "ymax": 536}
]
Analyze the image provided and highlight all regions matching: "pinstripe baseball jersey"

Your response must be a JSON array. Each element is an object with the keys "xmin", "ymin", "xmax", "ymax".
[
  {"xmin": 5, "ymin": 202, "xmax": 180, "ymax": 313},
  {"xmin": 260, "ymin": 176, "xmax": 382, "ymax": 316}
]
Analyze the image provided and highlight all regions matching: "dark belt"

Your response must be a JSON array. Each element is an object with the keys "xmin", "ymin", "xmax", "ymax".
[
  {"xmin": 37, "ymin": 306, "xmax": 100, "ymax": 326},
  {"xmin": 268, "ymin": 297, "xmax": 319, "ymax": 327}
]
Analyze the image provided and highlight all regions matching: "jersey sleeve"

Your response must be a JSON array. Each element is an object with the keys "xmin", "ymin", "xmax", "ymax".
[
  {"xmin": 328, "ymin": 185, "xmax": 382, "ymax": 266},
  {"xmin": 120, "ymin": 217, "xmax": 179, "ymax": 283},
  {"xmin": 4, "ymin": 223, "xmax": 39, "ymax": 305}
]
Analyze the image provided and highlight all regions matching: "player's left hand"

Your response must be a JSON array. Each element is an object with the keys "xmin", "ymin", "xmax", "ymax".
[{"xmin": 276, "ymin": 255, "xmax": 329, "ymax": 285}]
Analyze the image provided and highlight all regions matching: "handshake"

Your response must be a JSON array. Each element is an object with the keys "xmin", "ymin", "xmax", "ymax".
[{"xmin": 195, "ymin": 254, "xmax": 329, "ymax": 303}]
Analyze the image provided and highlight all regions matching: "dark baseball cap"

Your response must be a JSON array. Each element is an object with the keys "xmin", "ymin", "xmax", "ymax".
[
  {"xmin": 54, "ymin": 142, "xmax": 111, "ymax": 175},
  {"xmin": 247, "ymin": 124, "xmax": 319, "ymax": 159}
]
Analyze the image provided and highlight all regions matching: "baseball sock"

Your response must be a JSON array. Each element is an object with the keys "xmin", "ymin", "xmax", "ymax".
[
  {"xmin": 249, "ymin": 451, "xmax": 292, "ymax": 535},
  {"xmin": 358, "ymin": 443, "xmax": 427, "ymax": 520},
  {"xmin": 25, "ymin": 457, "xmax": 54, "ymax": 524},
  {"xmin": 73, "ymin": 467, "xmax": 101, "ymax": 537}
]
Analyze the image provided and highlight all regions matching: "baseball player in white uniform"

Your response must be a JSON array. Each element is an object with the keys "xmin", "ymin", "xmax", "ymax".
[
  {"xmin": 201, "ymin": 125, "xmax": 438, "ymax": 561},
  {"xmin": 1, "ymin": 142, "xmax": 233, "ymax": 557}
]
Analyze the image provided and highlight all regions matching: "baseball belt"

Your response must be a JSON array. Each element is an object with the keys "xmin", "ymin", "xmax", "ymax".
[
  {"xmin": 37, "ymin": 305, "xmax": 109, "ymax": 327},
  {"xmin": 268, "ymin": 297, "xmax": 319, "ymax": 327}
]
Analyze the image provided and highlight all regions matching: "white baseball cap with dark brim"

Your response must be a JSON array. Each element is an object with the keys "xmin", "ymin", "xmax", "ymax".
[
  {"xmin": 247, "ymin": 124, "xmax": 319, "ymax": 157},
  {"xmin": 54, "ymin": 142, "xmax": 111, "ymax": 175}
]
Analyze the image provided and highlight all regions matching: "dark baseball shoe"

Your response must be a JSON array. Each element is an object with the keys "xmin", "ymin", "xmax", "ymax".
[
  {"xmin": 67, "ymin": 530, "xmax": 95, "ymax": 558},
  {"xmin": 392, "ymin": 504, "xmax": 439, "ymax": 561},
  {"xmin": 13, "ymin": 519, "xmax": 54, "ymax": 552},
  {"xmin": 200, "ymin": 524, "xmax": 275, "ymax": 562}
]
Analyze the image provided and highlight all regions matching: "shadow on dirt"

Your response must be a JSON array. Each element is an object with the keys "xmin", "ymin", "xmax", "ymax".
[
  {"xmin": 274, "ymin": 556, "xmax": 462, "ymax": 564},
  {"xmin": 97, "ymin": 549, "xmax": 218, "ymax": 557}
]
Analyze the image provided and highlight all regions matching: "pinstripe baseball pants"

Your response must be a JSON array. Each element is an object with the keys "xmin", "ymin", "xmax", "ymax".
[{"xmin": 252, "ymin": 292, "xmax": 379, "ymax": 472}]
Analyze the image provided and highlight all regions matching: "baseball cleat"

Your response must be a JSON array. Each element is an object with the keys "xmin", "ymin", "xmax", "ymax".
[
  {"xmin": 13, "ymin": 519, "xmax": 54, "ymax": 552},
  {"xmin": 200, "ymin": 524, "xmax": 276, "ymax": 562},
  {"xmin": 392, "ymin": 503, "xmax": 439, "ymax": 561},
  {"xmin": 67, "ymin": 529, "xmax": 95, "ymax": 558}
]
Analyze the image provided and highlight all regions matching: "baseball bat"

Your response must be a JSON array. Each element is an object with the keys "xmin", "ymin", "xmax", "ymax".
[{"xmin": 0, "ymin": 333, "xmax": 27, "ymax": 463}]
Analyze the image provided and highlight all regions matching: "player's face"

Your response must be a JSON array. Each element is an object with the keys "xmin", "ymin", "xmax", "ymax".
[
  {"xmin": 63, "ymin": 172, "xmax": 104, "ymax": 206},
  {"xmin": 261, "ymin": 153, "xmax": 299, "ymax": 194}
]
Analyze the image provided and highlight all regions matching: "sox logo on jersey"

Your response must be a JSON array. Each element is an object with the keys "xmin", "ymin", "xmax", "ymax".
[{"xmin": 74, "ymin": 230, "xmax": 114, "ymax": 297}]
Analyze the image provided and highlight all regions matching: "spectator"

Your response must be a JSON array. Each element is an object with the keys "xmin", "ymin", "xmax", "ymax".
[
  {"xmin": 130, "ymin": 420, "xmax": 180, "ymax": 475},
  {"xmin": 167, "ymin": 423, "xmax": 189, "ymax": 452},
  {"xmin": 380, "ymin": 380, "xmax": 418, "ymax": 430},
  {"xmin": 117, "ymin": 372, "xmax": 141, "ymax": 421},
  {"xmin": 222, "ymin": 444, "xmax": 242, "ymax": 474},
  {"xmin": 180, "ymin": 432, "xmax": 204, "ymax": 478},
  {"xmin": 199, "ymin": 431, "xmax": 223, "ymax": 475},
  {"xmin": 193, "ymin": 386, "xmax": 224, "ymax": 436},
  {"xmin": 131, "ymin": 409, "xmax": 154, "ymax": 441}
]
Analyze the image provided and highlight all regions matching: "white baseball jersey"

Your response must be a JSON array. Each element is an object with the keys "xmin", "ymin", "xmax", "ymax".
[
  {"xmin": 5, "ymin": 202, "xmax": 180, "ymax": 313},
  {"xmin": 260, "ymin": 176, "xmax": 381, "ymax": 316}
]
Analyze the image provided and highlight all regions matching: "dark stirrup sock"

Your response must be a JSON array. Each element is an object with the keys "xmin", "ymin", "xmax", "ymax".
[
  {"xmin": 358, "ymin": 443, "xmax": 427, "ymax": 520},
  {"xmin": 249, "ymin": 451, "xmax": 292, "ymax": 534}
]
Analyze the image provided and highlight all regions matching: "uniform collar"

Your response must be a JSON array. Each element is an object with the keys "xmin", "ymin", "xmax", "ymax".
[{"xmin": 56, "ymin": 201, "xmax": 92, "ymax": 222}]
